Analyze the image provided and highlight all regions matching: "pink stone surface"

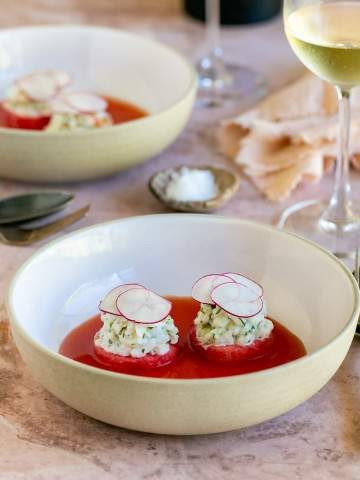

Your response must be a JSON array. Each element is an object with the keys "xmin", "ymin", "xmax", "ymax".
[{"xmin": 1, "ymin": 2, "xmax": 360, "ymax": 479}]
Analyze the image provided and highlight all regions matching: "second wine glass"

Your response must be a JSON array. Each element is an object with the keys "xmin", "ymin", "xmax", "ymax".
[{"xmin": 196, "ymin": 0, "xmax": 266, "ymax": 107}]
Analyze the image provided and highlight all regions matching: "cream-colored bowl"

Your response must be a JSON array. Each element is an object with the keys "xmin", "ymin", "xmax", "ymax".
[
  {"xmin": 0, "ymin": 26, "xmax": 196, "ymax": 182},
  {"xmin": 7, "ymin": 215, "xmax": 359, "ymax": 435}
]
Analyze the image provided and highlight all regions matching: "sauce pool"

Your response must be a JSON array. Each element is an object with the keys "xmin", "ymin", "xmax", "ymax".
[
  {"xmin": 105, "ymin": 96, "xmax": 147, "ymax": 124},
  {"xmin": 0, "ymin": 95, "xmax": 147, "ymax": 130},
  {"xmin": 60, "ymin": 296, "xmax": 306, "ymax": 379}
]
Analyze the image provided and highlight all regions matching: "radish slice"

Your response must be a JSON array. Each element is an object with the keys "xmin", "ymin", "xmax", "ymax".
[
  {"xmin": 116, "ymin": 288, "xmax": 171, "ymax": 324},
  {"xmin": 211, "ymin": 282, "xmax": 260, "ymax": 304},
  {"xmin": 211, "ymin": 282, "xmax": 263, "ymax": 318},
  {"xmin": 17, "ymin": 72, "xmax": 60, "ymax": 102},
  {"xmin": 64, "ymin": 92, "xmax": 107, "ymax": 113},
  {"xmin": 191, "ymin": 274, "xmax": 235, "ymax": 305},
  {"xmin": 50, "ymin": 96, "xmax": 78, "ymax": 115},
  {"xmin": 49, "ymin": 70, "xmax": 71, "ymax": 88},
  {"xmin": 223, "ymin": 272, "xmax": 263, "ymax": 297},
  {"xmin": 99, "ymin": 284, "xmax": 144, "ymax": 316}
]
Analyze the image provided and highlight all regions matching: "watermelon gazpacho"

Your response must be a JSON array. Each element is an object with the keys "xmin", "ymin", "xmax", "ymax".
[
  {"xmin": 60, "ymin": 274, "xmax": 306, "ymax": 379},
  {"xmin": 0, "ymin": 70, "xmax": 147, "ymax": 131}
]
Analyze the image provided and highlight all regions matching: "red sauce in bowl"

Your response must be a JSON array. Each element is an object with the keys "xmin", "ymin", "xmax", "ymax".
[
  {"xmin": 105, "ymin": 96, "xmax": 147, "ymax": 124},
  {"xmin": 0, "ymin": 96, "xmax": 147, "ymax": 130},
  {"xmin": 59, "ymin": 296, "xmax": 306, "ymax": 379}
]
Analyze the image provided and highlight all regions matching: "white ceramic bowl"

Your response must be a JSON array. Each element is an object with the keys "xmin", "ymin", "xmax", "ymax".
[
  {"xmin": 0, "ymin": 26, "xmax": 196, "ymax": 182},
  {"xmin": 7, "ymin": 215, "xmax": 360, "ymax": 435}
]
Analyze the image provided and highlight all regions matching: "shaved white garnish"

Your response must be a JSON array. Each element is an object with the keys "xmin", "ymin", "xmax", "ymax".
[
  {"xmin": 50, "ymin": 95, "xmax": 78, "ymax": 115},
  {"xmin": 192, "ymin": 274, "xmax": 234, "ymax": 305},
  {"xmin": 211, "ymin": 282, "xmax": 263, "ymax": 317},
  {"xmin": 99, "ymin": 284, "xmax": 144, "ymax": 316},
  {"xmin": 49, "ymin": 70, "xmax": 71, "ymax": 88},
  {"xmin": 223, "ymin": 272, "xmax": 263, "ymax": 296},
  {"xmin": 64, "ymin": 92, "xmax": 107, "ymax": 113},
  {"xmin": 116, "ymin": 288, "xmax": 171, "ymax": 324},
  {"xmin": 17, "ymin": 71, "xmax": 60, "ymax": 101}
]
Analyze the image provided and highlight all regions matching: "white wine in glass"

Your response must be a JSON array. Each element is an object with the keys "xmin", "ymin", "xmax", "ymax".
[{"xmin": 281, "ymin": 1, "xmax": 360, "ymax": 253}]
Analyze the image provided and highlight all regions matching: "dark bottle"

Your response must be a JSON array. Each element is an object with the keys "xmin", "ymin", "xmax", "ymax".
[{"xmin": 184, "ymin": 0, "xmax": 281, "ymax": 25}]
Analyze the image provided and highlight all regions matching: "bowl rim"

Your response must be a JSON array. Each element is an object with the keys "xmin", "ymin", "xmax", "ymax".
[
  {"xmin": 0, "ymin": 24, "xmax": 197, "ymax": 138},
  {"xmin": 6, "ymin": 213, "xmax": 360, "ymax": 385}
]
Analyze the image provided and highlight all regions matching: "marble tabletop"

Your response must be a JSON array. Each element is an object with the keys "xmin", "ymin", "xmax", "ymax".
[{"xmin": 1, "ymin": 2, "xmax": 360, "ymax": 479}]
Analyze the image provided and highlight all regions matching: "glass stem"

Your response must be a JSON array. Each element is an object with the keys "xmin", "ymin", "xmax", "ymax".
[
  {"xmin": 197, "ymin": 0, "xmax": 232, "ymax": 93},
  {"xmin": 321, "ymin": 86, "xmax": 354, "ymax": 231},
  {"xmin": 206, "ymin": 0, "xmax": 222, "ymax": 58}
]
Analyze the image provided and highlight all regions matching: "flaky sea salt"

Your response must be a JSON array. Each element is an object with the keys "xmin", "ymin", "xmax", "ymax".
[{"xmin": 164, "ymin": 167, "xmax": 218, "ymax": 202}]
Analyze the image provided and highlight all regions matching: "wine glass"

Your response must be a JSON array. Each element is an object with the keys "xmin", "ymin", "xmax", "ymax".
[
  {"xmin": 196, "ymin": 0, "xmax": 266, "ymax": 107},
  {"xmin": 281, "ymin": 0, "xmax": 360, "ymax": 254}
]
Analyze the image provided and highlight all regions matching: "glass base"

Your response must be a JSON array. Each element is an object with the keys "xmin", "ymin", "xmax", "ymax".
[
  {"xmin": 196, "ymin": 58, "xmax": 267, "ymax": 108},
  {"xmin": 277, "ymin": 199, "xmax": 360, "ymax": 257}
]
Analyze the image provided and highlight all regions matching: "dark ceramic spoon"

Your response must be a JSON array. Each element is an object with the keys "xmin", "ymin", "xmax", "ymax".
[{"xmin": 0, "ymin": 191, "xmax": 74, "ymax": 224}]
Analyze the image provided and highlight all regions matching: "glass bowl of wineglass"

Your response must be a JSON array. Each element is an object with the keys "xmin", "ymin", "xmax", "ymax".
[{"xmin": 280, "ymin": 0, "xmax": 360, "ymax": 254}]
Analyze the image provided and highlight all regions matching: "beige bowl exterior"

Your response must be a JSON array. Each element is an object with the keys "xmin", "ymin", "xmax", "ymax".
[
  {"xmin": 0, "ymin": 94, "xmax": 195, "ymax": 182},
  {"xmin": 10, "ymin": 319, "xmax": 356, "ymax": 435},
  {"xmin": 0, "ymin": 27, "xmax": 197, "ymax": 183},
  {"xmin": 7, "ymin": 215, "xmax": 360, "ymax": 435}
]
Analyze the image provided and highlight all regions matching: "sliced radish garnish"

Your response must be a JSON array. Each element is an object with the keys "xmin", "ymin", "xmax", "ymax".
[
  {"xmin": 211, "ymin": 282, "xmax": 263, "ymax": 318},
  {"xmin": 64, "ymin": 92, "xmax": 107, "ymax": 113},
  {"xmin": 49, "ymin": 70, "xmax": 71, "ymax": 88},
  {"xmin": 99, "ymin": 284, "xmax": 144, "ymax": 316},
  {"xmin": 17, "ymin": 72, "xmax": 60, "ymax": 102},
  {"xmin": 211, "ymin": 282, "xmax": 259, "ymax": 304},
  {"xmin": 191, "ymin": 274, "xmax": 235, "ymax": 305},
  {"xmin": 50, "ymin": 95, "xmax": 78, "ymax": 115},
  {"xmin": 223, "ymin": 272, "xmax": 263, "ymax": 297},
  {"xmin": 116, "ymin": 288, "xmax": 171, "ymax": 324}
]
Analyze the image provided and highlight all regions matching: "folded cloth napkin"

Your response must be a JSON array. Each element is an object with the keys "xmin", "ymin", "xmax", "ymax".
[{"xmin": 217, "ymin": 73, "xmax": 360, "ymax": 202}]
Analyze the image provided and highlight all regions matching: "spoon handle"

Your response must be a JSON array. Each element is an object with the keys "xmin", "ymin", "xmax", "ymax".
[{"xmin": 27, "ymin": 205, "xmax": 90, "ymax": 243}]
